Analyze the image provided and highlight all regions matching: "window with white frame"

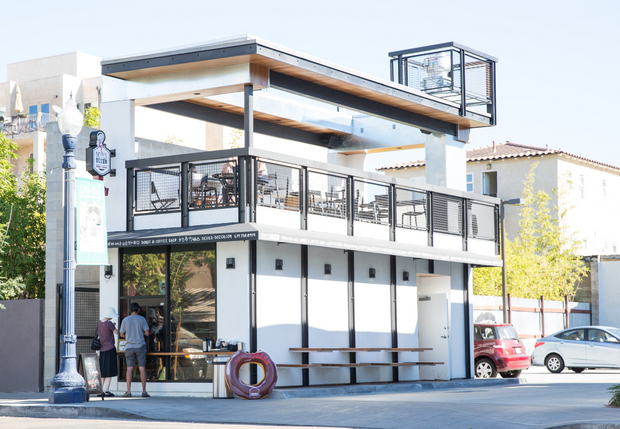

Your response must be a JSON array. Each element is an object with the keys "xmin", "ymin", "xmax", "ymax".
[
  {"xmin": 466, "ymin": 173, "xmax": 473, "ymax": 192},
  {"xmin": 602, "ymin": 179, "xmax": 607, "ymax": 198},
  {"xmin": 579, "ymin": 174, "xmax": 585, "ymax": 198}
]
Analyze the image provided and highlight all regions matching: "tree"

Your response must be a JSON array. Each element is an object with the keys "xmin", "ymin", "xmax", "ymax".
[
  {"xmin": 0, "ymin": 133, "xmax": 46, "ymax": 299},
  {"xmin": 473, "ymin": 163, "xmax": 589, "ymax": 301},
  {"xmin": 83, "ymin": 106, "xmax": 101, "ymax": 128}
]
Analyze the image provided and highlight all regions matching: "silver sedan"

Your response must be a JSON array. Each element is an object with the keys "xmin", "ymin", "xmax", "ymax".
[{"xmin": 531, "ymin": 325, "xmax": 620, "ymax": 373}]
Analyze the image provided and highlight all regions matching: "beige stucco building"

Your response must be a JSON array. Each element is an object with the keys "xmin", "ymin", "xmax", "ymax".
[
  {"xmin": 0, "ymin": 52, "xmax": 102, "ymax": 174},
  {"xmin": 379, "ymin": 141, "xmax": 620, "ymax": 255}
]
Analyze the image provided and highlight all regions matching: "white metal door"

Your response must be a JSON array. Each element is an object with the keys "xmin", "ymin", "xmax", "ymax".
[{"xmin": 418, "ymin": 293, "xmax": 450, "ymax": 380}]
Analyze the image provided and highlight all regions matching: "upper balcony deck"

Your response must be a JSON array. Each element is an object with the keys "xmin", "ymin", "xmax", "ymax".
[{"xmin": 108, "ymin": 147, "xmax": 501, "ymax": 267}]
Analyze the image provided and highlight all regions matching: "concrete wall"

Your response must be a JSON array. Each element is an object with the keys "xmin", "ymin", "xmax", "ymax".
[{"xmin": 0, "ymin": 299, "xmax": 44, "ymax": 392}]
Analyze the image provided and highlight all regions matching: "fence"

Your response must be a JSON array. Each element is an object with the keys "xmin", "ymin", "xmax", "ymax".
[{"xmin": 473, "ymin": 294, "xmax": 592, "ymax": 353}]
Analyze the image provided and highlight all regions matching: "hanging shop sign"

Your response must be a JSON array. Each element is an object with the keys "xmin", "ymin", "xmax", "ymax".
[{"xmin": 86, "ymin": 130, "xmax": 115, "ymax": 177}]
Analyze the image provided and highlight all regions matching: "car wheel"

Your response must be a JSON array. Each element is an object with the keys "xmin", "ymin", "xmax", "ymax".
[
  {"xmin": 545, "ymin": 354, "xmax": 565, "ymax": 373},
  {"xmin": 570, "ymin": 367, "xmax": 585, "ymax": 373},
  {"xmin": 499, "ymin": 370, "xmax": 522, "ymax": 378},
  {"xmin": 475, "ymin": 358, "xmax": 497, "ymax": 379}
]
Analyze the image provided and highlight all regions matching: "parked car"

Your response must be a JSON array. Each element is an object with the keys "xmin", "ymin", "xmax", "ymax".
[
  {"xmin": 474, "ymin": 323, "xmax": 530, "ymax": 378},
  {"xmin": 531, "ymin": 325, "xmax": 620, "ymax": 373}
]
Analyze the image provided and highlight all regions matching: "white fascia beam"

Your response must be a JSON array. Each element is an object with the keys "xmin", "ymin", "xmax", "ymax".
[{"xmin": 101, "ymin": 64, "xmax": 260, "ymax": 106}]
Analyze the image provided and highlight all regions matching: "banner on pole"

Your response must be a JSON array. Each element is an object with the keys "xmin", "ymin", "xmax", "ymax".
[{"xmin": 76, "ymin": 178, "xmax": 107, "ymax": 266}]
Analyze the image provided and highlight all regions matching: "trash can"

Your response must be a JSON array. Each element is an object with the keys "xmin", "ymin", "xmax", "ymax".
[{"xmin": 213, "ymin": 355, "xmax": 234, "ymax": 399}]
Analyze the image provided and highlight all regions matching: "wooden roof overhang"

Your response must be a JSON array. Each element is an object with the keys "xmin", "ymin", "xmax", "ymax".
[{"xmin": 102, "ymin": 37, "xmax": 493, "ymax": 137}]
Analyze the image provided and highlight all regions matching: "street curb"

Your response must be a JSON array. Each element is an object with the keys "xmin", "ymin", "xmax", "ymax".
[
  {"xmin": 268, "ymin": 377, "xmax": 523, "ymax": 399},
  {"xmin": 0, "ymin": 404, "xmax": 153, "ymax": 421}
]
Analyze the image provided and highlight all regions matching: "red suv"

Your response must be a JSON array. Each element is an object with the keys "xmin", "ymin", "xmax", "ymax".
[{"xmin": 474, "ymin": 323, "xmax": 530, "ymax": 378}]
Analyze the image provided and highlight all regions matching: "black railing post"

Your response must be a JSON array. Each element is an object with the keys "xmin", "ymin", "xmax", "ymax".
[
  {"xmin": 347, "ymin": 177, "xmax": 354, "ymax": 236},
  {"xmin": 181, "ymin": 162, "xmax": 189, "ymax": 228},
  {"xmin": 460, "ymin": 49, "xmax": 467, "ymax": 118},
  {"xmin": 301, "ymin": 167, "xmax": 308, "ymax": 230},
  {"xmin": 238, "ymin": 156, "xmax": 247, "ymax": 223},
  {"xmin": 427, "ymin": 192, "xmax": 433, "ymax": 247},
  {"xmin": 126, "ymin": 167, "xmax": 134, "ymax": 232},
  {"xmin": 389, "ymin": 185, "xmax": 396, "ymax": 241},
  {"xmin": 462, "ymin": 199, "xmax": 468, "ymax": 251}
]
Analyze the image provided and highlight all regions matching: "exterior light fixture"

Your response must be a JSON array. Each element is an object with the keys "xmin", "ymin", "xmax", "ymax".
[
  {"xmin": 324, "ymin": 264, "xmax": 332, "ymax": 275},
  {"xmin": 226, "ymin": 258, "xmax": 235, "ymax": 269},
  {"xmin": 50, "ymin": 94, "xmax": 86, "ymax": 404},
  {"xmin": 403, "ymin": 271, "xmax": 409, "ymax": 281},
  {"xmin": 275, "ymin": 259, "xmax": 283, "ymax": 271},
  {"xmin": 104, "ymin": 265, "xmax": 113, "ymax": 279},
  {"xmin": 369, "ymin": 268, "xmax": 376, "ymax": 278},
  {"xmin": 486, "ymin": 163, "xmax": 492, "ymax": 170}
]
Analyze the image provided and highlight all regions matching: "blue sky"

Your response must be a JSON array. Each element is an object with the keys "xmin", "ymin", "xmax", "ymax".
[{"xmin": 3, "ymin": 0, "xmax": 619, "ymax": 167}]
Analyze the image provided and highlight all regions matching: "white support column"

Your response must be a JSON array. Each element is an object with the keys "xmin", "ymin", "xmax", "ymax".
[
  {"xmin": 100, "ymin": 98, "xmax": 135, "ymax": 232},
  {"xmin": 425, "ymin": 133, "xmax": 467, "ymax": 191}
]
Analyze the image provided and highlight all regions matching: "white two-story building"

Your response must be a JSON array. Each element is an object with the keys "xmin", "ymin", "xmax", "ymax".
[{"xmin": 46, "ymin": 36, "xmax": 503, "ymax": 394}]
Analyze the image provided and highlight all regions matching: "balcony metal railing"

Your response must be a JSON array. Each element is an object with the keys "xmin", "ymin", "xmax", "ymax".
[
  {"xmin": 389, "ymin": 42, "xmax": 497, "ymax": 124},
  {"xmin": 0, "ymin": 113, "xmax": 51, "ymax": 136},
  {"xmin": 128, "ymin": 150, "xmax": 500, "ymax": 255}
]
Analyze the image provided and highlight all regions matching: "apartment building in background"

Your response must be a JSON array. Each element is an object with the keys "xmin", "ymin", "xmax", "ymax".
[
  {"xmin": 0, "ymin": 52, "xmax": 102, "ymax": 174},
  {"xmin": 379, "ymin": 141, "xmax": 620, "ymax": 256}
]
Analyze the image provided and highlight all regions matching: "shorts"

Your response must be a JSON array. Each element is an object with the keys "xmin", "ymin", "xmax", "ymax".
[{"xmin": 125, "ymin": 344, "xmax": 147, "ymax": 368}]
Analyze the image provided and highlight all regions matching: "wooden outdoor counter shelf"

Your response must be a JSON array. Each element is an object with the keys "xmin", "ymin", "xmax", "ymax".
[
  {"xmin": 289, "ymin": 347, "xmax": 432, "ymax": 352},
  {"xmin": 280, "ymin": 347, "xmax": 442, "ymax": 368},
  {"xmin": 277, "ymin": 362, "xmax": 443, "ymax": 368}
]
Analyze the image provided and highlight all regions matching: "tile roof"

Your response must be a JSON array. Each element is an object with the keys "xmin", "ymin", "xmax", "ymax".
[{"xmin": 377, "ymin": 142, "xmax": 620, "ymax": 172}]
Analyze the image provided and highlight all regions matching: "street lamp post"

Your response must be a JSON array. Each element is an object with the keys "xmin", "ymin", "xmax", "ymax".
[
  {"xmin": 49, "ymin": 95, "xmax": 86, "ymax": 404},
  {"xmin": 500, "ymin": 198, "xmax": 524, "ymax": 324}
]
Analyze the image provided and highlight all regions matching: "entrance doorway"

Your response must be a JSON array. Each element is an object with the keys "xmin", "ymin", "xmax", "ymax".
[{"xmin": 417, "ymin": 275, "xmax": 451, "ymax": 380}]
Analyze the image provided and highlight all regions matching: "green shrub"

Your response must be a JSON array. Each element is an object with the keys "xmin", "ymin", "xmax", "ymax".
[{"xmin": 608, "ymin": 384, "xmax": 620, "ymax": 407}]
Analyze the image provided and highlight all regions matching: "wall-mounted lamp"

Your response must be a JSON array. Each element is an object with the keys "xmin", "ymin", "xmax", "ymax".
[
  {"xmin": 275, "ymin": 259, "xmax": 284, "ymax": 271},
  {"xmin": 324, "ymin": 264, "xmax": 332, "ymax": 275},
  {"xmin": 226, "ymin": 258, "xmax": 235, "ymax": 269},
  {"xmin": 486, "ymin": 163, "xmax": 492, "ymax": 170},
  {"xmin": 403, "ymin": 271, "xmax": 409, "ymax": 282},
  {"xmin": 104, "ymin": 265, "xmax": 113, "ymax": 280},
  {"xmin": 369, "ymin": 268, "xmax": 376, "ymax": 278}
]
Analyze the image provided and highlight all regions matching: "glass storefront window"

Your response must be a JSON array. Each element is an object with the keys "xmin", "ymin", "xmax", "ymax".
[
  {"xmin": 170, "ymin": 247, "xmax": 216, "ymax": 381},
  {"xmin": 122, "ymin": 248, "xmax": 165, "ymax": 297},
  {"xmin": 119, "ymin": 244, "xmax": 216, "ymax": 382}
]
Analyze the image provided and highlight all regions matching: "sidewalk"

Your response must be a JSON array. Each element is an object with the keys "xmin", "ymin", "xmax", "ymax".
[
  {"xmin": 0, "ymin": 378, "xmax": 519, "ymax": 426},
  {"xmin": 3, "ymin": 374, "xmax": 620, "ymax": 429}
]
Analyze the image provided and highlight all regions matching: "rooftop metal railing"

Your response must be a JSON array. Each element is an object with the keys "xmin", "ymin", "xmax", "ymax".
[{"xmin": 389, "ymin": 42, "xmax": 497, "ymax": 125}]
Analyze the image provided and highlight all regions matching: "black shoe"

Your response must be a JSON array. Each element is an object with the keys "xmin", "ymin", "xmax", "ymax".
[
  {"xmin": 142, "ymin": 392, "xmax": 150, "ymax": 397},
  {"xmin": 105, "ymin": 391, "xmax": 115, "ymax": 397},
  {"xmin": 122, "ymin": 392, "xmax": 132, "ymax": 397}
]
